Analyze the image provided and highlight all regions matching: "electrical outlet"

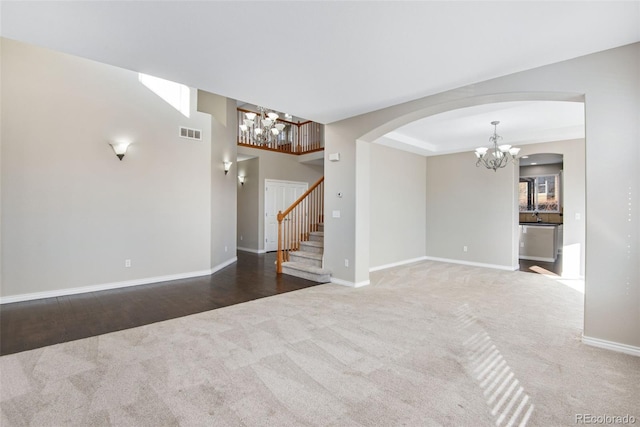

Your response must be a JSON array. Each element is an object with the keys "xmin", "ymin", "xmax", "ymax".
[
  {"xmin": 344, "ymin": 259, "xmax": 349, "ymax": 267},
  {"xmin": 240, "ymin": 235, "xmax": 243, "ymax": 241},
  {"xmin": 125, "ymin": 259, "xmax": 131, "ymax": 268},
  {"xmin": 463, "ymin": 246, "xmax": 468, "ymax": 252},
  {"xmin": 224, "ymin": 246, "xmax": 228, "ymax": 252}
]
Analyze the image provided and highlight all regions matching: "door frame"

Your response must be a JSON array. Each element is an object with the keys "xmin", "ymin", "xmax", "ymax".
[{"xmin": 264, "ymin": 179, "xmax": 309, "ymax": 252}]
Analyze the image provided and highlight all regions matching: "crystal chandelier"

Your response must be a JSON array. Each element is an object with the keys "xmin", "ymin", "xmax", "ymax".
[
  {"xmin": 239, "ymin": 106, "xmax": 286, "ymax": 145},
  {"xmin": 475, "ymin": 121, "xmax": 520, "ymax": 171}
]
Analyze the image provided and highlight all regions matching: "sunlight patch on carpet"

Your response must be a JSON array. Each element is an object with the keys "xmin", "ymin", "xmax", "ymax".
[{"xmin": 456, "ymin": 304, "xmax": 535, "ymax": 427}]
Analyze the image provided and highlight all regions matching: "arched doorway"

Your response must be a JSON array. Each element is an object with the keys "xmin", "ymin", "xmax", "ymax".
[{"xmin": 359, "ymin": 97, "xmax": 585, "ymax": 280}]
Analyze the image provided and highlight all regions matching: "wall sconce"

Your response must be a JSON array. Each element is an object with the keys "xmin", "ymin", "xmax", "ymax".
[
  {"xmin": 238, "ymin": 175, "xmax": 245, "ymax": 186},
  {"xmin": 223, "ymin": 161, "xmax": 232, "ymax": 175},
  {"xmin": 109, "ymin": 142, "xmax": 131, "ymax": 161}
]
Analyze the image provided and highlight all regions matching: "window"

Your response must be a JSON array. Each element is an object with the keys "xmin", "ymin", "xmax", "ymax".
[
  {"xmin": 138, "ymin": 73, "xmax": 190, "ymax": 118},
  {"xmin": 519, "ymin": 174, "xmax": 560, "ymax": 212}
]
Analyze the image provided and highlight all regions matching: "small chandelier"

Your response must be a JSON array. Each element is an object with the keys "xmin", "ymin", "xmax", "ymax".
[
  {"xmin": 239, "ymin": 106, "xmax": 286, "ymax": 145},
  {"xmin": 475, "ymin": 121, "xmax": 520, "ymax": 171}
]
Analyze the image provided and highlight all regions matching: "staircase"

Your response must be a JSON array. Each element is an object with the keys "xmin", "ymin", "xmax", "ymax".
[
  {"xmin": 277, "ymin": 177, "xmax": 331, "ymax": 283},
  {"xmin": 281, "ymin": 222, "xmax": 331, "ymax": 283}
]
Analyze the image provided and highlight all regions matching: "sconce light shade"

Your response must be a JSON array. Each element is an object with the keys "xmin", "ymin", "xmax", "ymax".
[
  {"xmin": 224, "ymin": 161, "xmax": 232, "ymax": 175},
  {"xmin": 109, "ymin": 142, "xmax": 131, "ymax": 161},
  {"xmin": 238, "ymin": 175, "xmax": 245, "ymax": 185}
]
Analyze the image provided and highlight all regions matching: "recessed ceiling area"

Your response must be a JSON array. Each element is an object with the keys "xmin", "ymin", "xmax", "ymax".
[
  {"xmin": 375, "ymin": 101, "xmax": 585, "ymax": 157},
  {"xmin": 520, "ymin": 153, "xmax": 563, "ymax": 167}
]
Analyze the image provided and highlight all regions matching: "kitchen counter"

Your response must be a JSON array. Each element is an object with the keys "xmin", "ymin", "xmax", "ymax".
[{"xmin": 519, "ymin": 223, "xmax": 561, "ymax": 262}]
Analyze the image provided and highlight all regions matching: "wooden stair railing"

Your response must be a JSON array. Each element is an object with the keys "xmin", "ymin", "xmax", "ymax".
[{"xmin": 276, "ymin": 176, "xmax": 324, "ymax": 274}]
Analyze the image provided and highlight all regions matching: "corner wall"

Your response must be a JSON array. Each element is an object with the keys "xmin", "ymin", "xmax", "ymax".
[
  {"xmin": 237, "ymin": 157, "xmax": 260, "ymax": 251},
  {"xmin": 198, "ymin": 92, "xmax": 238, "ymax": 268}
]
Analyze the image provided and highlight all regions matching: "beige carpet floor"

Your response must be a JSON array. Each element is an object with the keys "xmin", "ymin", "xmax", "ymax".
[{"xmin": 1, "ymin": 261, "xmax": 638, "ymax": 426}]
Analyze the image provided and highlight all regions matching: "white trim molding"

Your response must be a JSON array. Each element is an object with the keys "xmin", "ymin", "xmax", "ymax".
[
  {"xmin": 582, "ymin": 335, "xmax": 640, "ymax": 357},
  {"xmin": 237, "ymin": 247, "xmax": 266, "ymax": 254},
  {"xmin": 369, "ymin": 256, "xmax": 428, "ymax": 272},
  {"xmin": 330, "ymin": 277, "xmax": 370, "ymax": 288},
  {"xmin": 424, "ymin": 256, "xmax": 518, "ymax": 271},
  {"xmin": 0, "ymin": 257, "xmax": 238, "ymax": 304}
]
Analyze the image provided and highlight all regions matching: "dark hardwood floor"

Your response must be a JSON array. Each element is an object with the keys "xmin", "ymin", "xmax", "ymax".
[
  {"xmin": 0, "ymin": 252, "xmax": 320, "ymax": 356},
  {"xmin": 1, "ymin": 251, "xmax": 565, "ymax": 356},
  {"xmin": 519, "ymin": 254, "xmax": 563, "ymax": 276}
]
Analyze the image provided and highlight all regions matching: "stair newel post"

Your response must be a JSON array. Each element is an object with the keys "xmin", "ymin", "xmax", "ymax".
[{"xmin": 277, "ymin": 211, "xmax": 284, "ymax": 274}]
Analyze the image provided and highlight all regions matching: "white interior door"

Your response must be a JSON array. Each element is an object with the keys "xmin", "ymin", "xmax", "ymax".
[{"xmin": 265, "ymin": 180, "xmax": 308, "ymax": 252}]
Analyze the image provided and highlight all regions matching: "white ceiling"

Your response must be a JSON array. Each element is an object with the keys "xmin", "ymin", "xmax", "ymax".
[
  {"xmin": 2, "ymin": 1, "xmax": 638, "ymax": 125},
  {"xmin": 377, "ymin": 101, "xmax": 585, "ymax": 156}
]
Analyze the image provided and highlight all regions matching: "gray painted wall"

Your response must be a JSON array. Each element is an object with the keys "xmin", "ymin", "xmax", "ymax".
[
  {"xmin": 370, "ymin": 144, "xmax": 427, "ymax": 269},
  {"xmin": 325, "ymin": 43, "xmax": 639, "ymax": 349},
  {"xmin": 1, "ymin": 38, "xmax": 213, "ymax": 298},
  {"xmin": 198, "ymin": 93, "xmax": 238, "ymax": 268},
  {"xmin": 237, "ymin": 157, "xmax": 260, "ymax": 251},
  {"xmin": 426, "ymin": 151, "xmax": 519, "ymax": 268}
]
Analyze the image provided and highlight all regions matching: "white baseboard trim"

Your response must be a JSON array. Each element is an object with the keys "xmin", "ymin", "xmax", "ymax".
[
  {"xmin": 237, "ymin": 247, "xmax": 266, "ymax": 254},
  {"xmin": 424, "ymin": 256, "xmax": 518, "ymax": 271},
  {"xmin": 582, "ymin": 335, "xmax": 640, "ymax": 357},
  {"xmin": 212, "ymin": 257, "xmax": 238, "ymax": 273},
  {"xmin": 0, "ymin": 257, "xmax": 238, "ymax": 305},
  {"xmin": 369, "ymin": 256, "xmax": 428, "ymax": 272},
  {"xmin": 330, "ymin": 277, "xmax": 370, "ymax": 288}
]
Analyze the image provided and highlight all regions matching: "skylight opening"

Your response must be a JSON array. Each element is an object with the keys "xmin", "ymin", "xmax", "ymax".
[{"xmin": 138, "ymin": 73, "xmax": 190, "ymax": 118}]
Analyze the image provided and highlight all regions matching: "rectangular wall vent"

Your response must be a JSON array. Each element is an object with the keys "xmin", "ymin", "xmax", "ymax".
[{"xmin": 179, "ymin": 126, "xmax": 202, "ymax": 141}]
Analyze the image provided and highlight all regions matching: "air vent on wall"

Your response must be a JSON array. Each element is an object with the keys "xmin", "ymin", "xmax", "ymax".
[{"xmin": 179, "ymin": 126, "xmax": 202, "ymax": 141}]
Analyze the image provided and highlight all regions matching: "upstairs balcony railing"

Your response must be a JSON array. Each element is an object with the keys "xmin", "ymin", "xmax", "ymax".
[{"xmin": 237, "ymin": 108, "xmax": 323, "ymax": 155}]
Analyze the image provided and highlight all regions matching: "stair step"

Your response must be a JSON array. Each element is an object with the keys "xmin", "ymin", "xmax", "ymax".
[
  {"xmin": 282, "ymin": 262, "xmax": 331, "ymax": 283},
  {"xmin": 309, "ymin": 231, "xmax": 324, "ymax": 242},
  {"xmin": 299, "ymin": 240, "xmax": 324, "ymax": 254},
  {"xmin": 288, "ymin": 250, "xmax": 323, "ymax": 268},
  {"xmin": 317, "ymin": 223, "xmax": 324, "ymax": 232}
]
